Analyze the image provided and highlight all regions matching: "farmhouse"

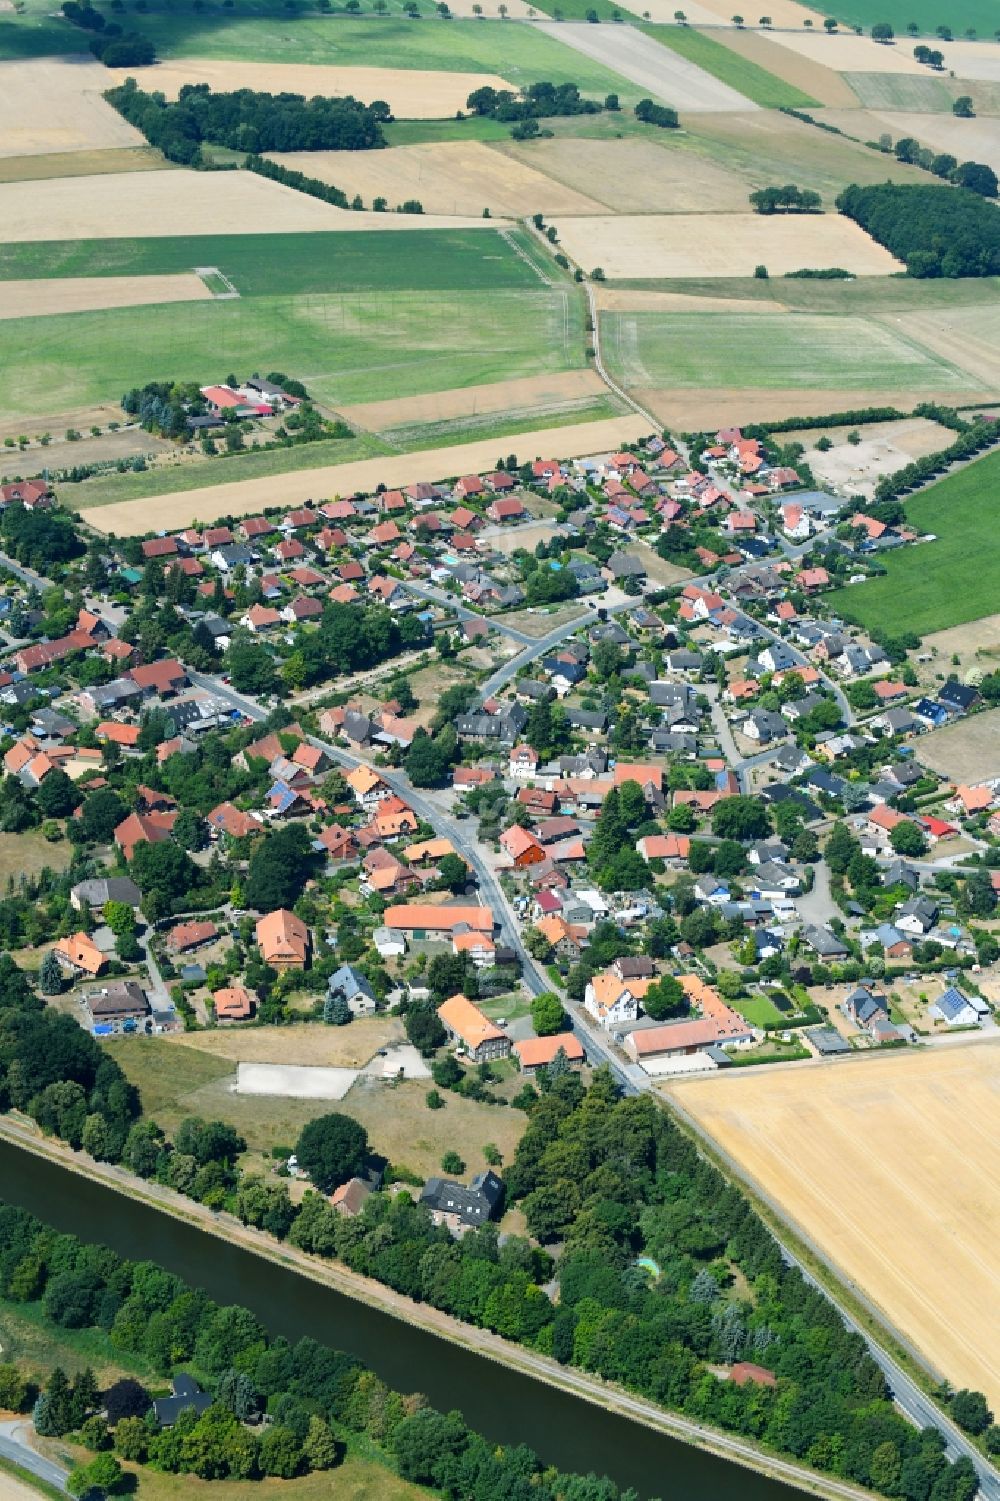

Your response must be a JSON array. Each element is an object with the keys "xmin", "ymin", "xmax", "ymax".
[
  {"xmin": 383, "ymin": 903, "xmax": 495, "ymax": 939},
  {"xmin": 513, "ymin": 1034, "xmax": 585, "ymax": 1075},
  {"xmin": 420, "ymin": 1169, "xmax": 504, "ymax": 1233},
  {"xmin": 437, "ymin": 993, "xmax": 510, "ymax": 1063}
]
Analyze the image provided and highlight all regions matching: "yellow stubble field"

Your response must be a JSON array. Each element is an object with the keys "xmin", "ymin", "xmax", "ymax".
[{"xmin": 667, "ymin": 1044, "xmax": 1000, "ymax": 1408}]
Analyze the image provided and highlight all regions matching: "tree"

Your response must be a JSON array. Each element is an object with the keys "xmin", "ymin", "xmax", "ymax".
[
  {"xmin": 405, "ymin": 1005, "xmax": 446, "ymax": 1055},
  {"xmin": 295, "ymin": 1113, "xmax": 369, "ymax": 1192},
  {"xmin": 711, "ymin": 796, "xmax": 770, "ymax": 842},
  {"xmin": 889, "ymin": 820, "xmax": 927, "ymax": 856},
  {"xmin": 36, "ymin": 769, "xmax": 79, "ymax": 819},
  {"xmin": 68, "ymin": 1453, "xmax": 122, "ymax": 1497},
  {"xmin": 303, "ymin": 1414, "xmax": 340, "ymax": 1470},
  {"xmin": 405, "ymin": 729, "xmax": 453, "ymax": 788},
  {"xmin": 441, "ymin": 1150, "xmax": 465, "ymax": 1174},
  {"xmin": 871, "ymin": 21, "xmax": 894, "ymax": 39},
  {"xmin": 104, "ymin": 1378, "xmax": 151, "ymax": 1425},
  {"xmin": 951, "ymin": 1389, "xmax": 992, "ymax": 1434},
  {"xmin": 323, "ymin": 992, "xmax": 351, "ymax": 1025},
  {"xmin": 244, "ymin": 823, "xmax": 317, "ymax": 911},
  {"xmin": 642, "ymin": 974, "xmax": 685, "ymax": 1020},
  {"xmin": 964, "ymin": 869, "xmax": 997, "ymax": 917},
  {"xmin": 38, "ymin": 949, "xmax": 64, "ymax": 995},
  {"xmin": 953, "ymin": 94, "xmax": 974, "ymax": 116},
  {"xmin": 437, "ymin": 853, "xmax": 467, "ymax": 894},
  {"xmin": 79, "ymin": 788, "xmax": 127, "ymax": 843},
  {"xmin": 952, "ymin": 159, "xmax": 999, "ymax": 198},
  {"xmin": 531, "ymin": 991, "xmax": 565, "ymax": 1036}
]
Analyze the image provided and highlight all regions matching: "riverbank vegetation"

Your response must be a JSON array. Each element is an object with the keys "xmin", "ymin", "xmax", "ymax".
[{"xmin": 0, "ymin": 1200, "xmax": 647, "ymax": 1501}]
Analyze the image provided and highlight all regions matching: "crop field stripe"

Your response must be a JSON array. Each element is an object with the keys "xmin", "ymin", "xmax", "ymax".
[
  {"xmin": 642, "ymin": 24, "xmax": 819, "ymax": 109},
  {"xmin": 814, "ymin": 0, "xmax": 1000, "ymax": 36},
  {"xmin": 0, "ymin": 228, "xmax": 540, "ymax": 292}
]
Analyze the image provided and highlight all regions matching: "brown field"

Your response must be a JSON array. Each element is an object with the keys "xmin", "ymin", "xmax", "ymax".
[
  {"xmin": 764, "ymin": 31, "xmax": 929, "ymax": 75},
  {"xmin": 166, "ymin": 1017, "xmax": 403, "ymax": 1068},
  {"xmin": 711, "ymin": 26, "xmax": 859, "ymax": 107},
  {"xmin": 921, "ymin": 40, "xmax": 1000, "ymax": 83},
  {"xmin": 594, "ymin": 287, "xmax": 787, "ymax": 313},
  {"xmin": 668, "ymin": 1044, "xmax": 1000, "ymax": 1407},
  {"xmin": 0, "ymin": 401, "xmax": 124, "ymax": 444},
  {"xmin": 887, "ymin": 304, "xmax": 1000, "ymax": 391},
  {"xmin": 790, "ymin": 416, "xmax": 952, "ymax": 498},
  {"xmin": 339, "ymin": 368, "xmax": 607, "ymax": 430},
  {"xmin": 871, "ymin": 111, "xmax": 1000, "ymax": 175},
  {"xmin": 122, "ymin": 60, "xmax": 515, "ymax": 119},
  {"xmin": 503, "ymin": 134, "xmax": 749, "ymax": 214},
  {"xmin": 550, "ymin": 212, "xmax": 902, "ymax": 279},
  {"xmin": 0, "ymin": 146, "xmax": 171, "ymax": 183},
  {"xmin": 912, "ymin": 706, "xmax": 1000, "ymax": 781},
  {"xmin": 0, "ymin": 427, "xmax": 172, "ymax": 482},
  {"xmin": 0, "ymin": 170, "xmax": 490, "ymax": 243},
  {"xmin": 689, "ymin": 0, "xmax": 824, "ymax": 22},
  {"xmin": 0, "ymin": 273, "xmax": 213, "ymax": 322},
  {"xmin": 83, "ymin": 413, "xmax": 652, "ymax": 533},
  {"xmin": 0, "ymin": 57, "xmax": 144, "ymax": 158},
  {"xmin": 0, "ymin": 831, "xmax": 72, "ymax": 883},
  {"xmin": 270, "ymin": 140, "xmax": 602, "ymax": 218},
  {"xmin": 631, "ymin": 386, "xmax": 978, "ymax": 428},
  {"xmin": 338, "ymin": 1073, "xmax": 526, "ymax": 1180},
  {"xmin": 916, "ymin": 614, "xmax": 1000, "ymax": 687}
]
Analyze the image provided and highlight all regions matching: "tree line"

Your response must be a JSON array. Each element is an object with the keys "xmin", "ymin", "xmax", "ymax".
[
  {"xmin": 104, "ymin": 80, "xmax": 389, "ymax": 166},
  {"xmin": 0, "ymin": 1200, "xmax": 650, "ymax": 1500},
  {"xmin": 60, "ymin": 0, "xmax": 156, "ymax": 67},
  {"xmin": 466, "ymin": 80, "xmax": 603, "ymax": 121},
  {"xmin": 837, "ymin": 182, "xmax": 1000, "ymax": 277}
]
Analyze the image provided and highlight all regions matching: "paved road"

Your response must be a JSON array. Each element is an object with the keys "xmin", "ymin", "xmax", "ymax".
[
  {"xmin": 400, "ymin": 580, "xmax": 539, "ymax": 648},
  {"xmin": 0, "ymin": 548, "xmax": 49, "ymax": 593},
  {"xmin": 0, "ymin": 1420, "xmax": 69, "ymax": 1494}
]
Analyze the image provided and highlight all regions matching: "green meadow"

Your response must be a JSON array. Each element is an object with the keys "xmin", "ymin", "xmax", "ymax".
[
  {"xmin": 828, "ymin": 448, "xmax": 1000, "ymax": 635},
  {"xmin": 601, "ymin": 311, "xmax": 985, "ymax": 391},
  {"xmin": 0, "ymin": 227, "xmax": 544, "ymax": 294},
  {"xmin": 817, "ymin": 0, "xmax": 1000, "ymax": 38},
  {"xmin": 4, "ymin": 286, "xmax": 586, "ymax": 421}
]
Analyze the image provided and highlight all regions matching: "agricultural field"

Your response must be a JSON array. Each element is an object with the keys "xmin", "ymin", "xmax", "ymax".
[
  {"xmin": 132, "ymin": 14, "xmax": 642, "ymax": 101},
  {"xmin": 0, "ymin": 170, "xmax": 493, "ymax": 244},
  {"xmin": 339, "ymin": 367, "xmax": 608, "ymax": 430},
  {"xmin": 915, "ymin": 708, "xmax": 1000, "ymax": 782},
  {"xmin": 0, "ymin": 147, "xmax": 172, "ymax": 184},
  {"xmin": 121, "ymin": 59, "xmax": 513, "ymax": 120},
  {"xmin": 815, "ymin": 0, "xmax": 1000, "ymax": 37},
  {"xmin": 0, "ymin": 227, "xmax": 547, "ymax": 292},
  {"xmin": 533, "ymin": 19, "xmax": 756, "ymax": 109},
  {"xmin": 503, "ymin": 134, "xmax": 752, "ymax": 213},
  {"xmin": 80, "ymin": 412, "xmax": 652, "ymax": 533},
  {"xmin": 870, "ymin": 110, "xmax": 1000, "ymax": 174},
  {"xmin": 763, "ymin": 29, "xmax": 931, "ymax": 75},
  {"xmin": 268, "ymin": 141, "xmax": 605, "ymax": 218},
  {"xmin": 668, "ymin": 1044, "xmax": 1000, "ymax": 1410},
  {"xmin": 828, "ymin": 447, "xmax": 1000, "ymax": 634},
  {"xmin": 0, "ymin": 57, "xmax": 143, "ymax": 158},
  {"xmin": 601, "ymin": 309, "xmax": 986, "ymax": 389},
  {"xmin": 643, "ymin": 24, "xmax": 819, "ymax": 107},
  {"xmin": 0, "ymin": 272, "xmax": 213, "ymax": 321},
  {"xmin": 552, "ymin": 211, "xmax": 902, "ymax": 278},
  {"xmin": 705, "ymin": 25, "xmax": 859, "ymax": 107},
  {"xmin": 791, "ymin": 414, "xmax": 953, "ymax": 497},
  {"xmin": 1, "ymin": 284, "xmax": 583, "ymax": 423}
]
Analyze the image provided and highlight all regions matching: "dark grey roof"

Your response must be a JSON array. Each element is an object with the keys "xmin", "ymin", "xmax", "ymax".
[
  {"xmin": 71, "ymin": 877, "xmax": 141, "ymax": 908},
  {"xmin": 152, "ymin": 1373, "xmax": 213, "ymax": 1427},
  {"xmin": 420, "ymin": 1169, "xmax": 504, "ymax": 1226}
]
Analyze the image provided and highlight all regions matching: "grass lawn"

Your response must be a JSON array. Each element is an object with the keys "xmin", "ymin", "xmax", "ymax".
[
  {"xmin": 382, "ymin": 115, "xmax": 514, "ymax": 146},
  {"xmin": 643, "ymin": 24, "xmax": 818, "ymax": 108},
  {"xmin": 0, "ymin": 830, "xmax": 72, "ymax": 884},
  {"xmin": 0, "ymin": 1296, "xmax": 152, "ymax": 1386},
  {"xmin": 815, "ymin": 0, "xmax": 1000, "ymax": 37},
  {"xmin": 134, "ymin": 14, "xmax": 641, "ymax": 98},
  {"xmin": 733, "ymin": 992, "xmax": 786, "ymax": 1028},
  {"xmin": 0, "ymin": 227, "xmax": 543, "ymax": 294},
  {"xmin": 109, "ymin": 1453, "xmax": 429, "ymax": 1501},
  {"xmin": 827, "ymin": 447, "xmax": 1000, "ymax": 635},
  {"xmin": 3, "ymin": 286, "xmax": 585, "ymax": 424},
  {"xmin": 72, "ymin": 433, "xmax": 390, "ymax": 508},
  {"xmin": 601, "ymin": 310, "xmax": 984, "ymax": 390},
  {"xmin": 340, "ymin": 1074, "xmax": 527, "ymax": 1179}
]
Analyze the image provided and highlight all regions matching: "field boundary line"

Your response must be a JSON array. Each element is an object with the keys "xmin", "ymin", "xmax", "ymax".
[{"xmin": 498, "ymin": 227, "xmax": 551, "ymax": 286}]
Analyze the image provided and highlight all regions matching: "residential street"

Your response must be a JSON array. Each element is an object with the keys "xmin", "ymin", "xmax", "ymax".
[{"xmin": 0, "ymin": 1419, "xmax": 68, "ymax": 1494}]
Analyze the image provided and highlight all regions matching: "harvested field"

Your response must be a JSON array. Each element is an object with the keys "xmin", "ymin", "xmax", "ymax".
[
  {"xmin": 603, "ymin": 310, "xmax": 979, "ymax": 389},
  {"xmin": 789, "ymin": 416, "xmax": 953, "ymax": 498},
  {"xmin": 339, "ymin": 369, "xmax": 607, "ymax": 430},
  {"xmin": 0, "ymin": 56, "xmax": 143, "ymax": 158},
  {"xmin": 0, "ymin": 428, "xmax": 170, "ymax": 481},
  {"xmin": 764, "ymin": 31, "xmax": 930, "ymax": 74},
  {"xmin": 668, "ymin": 1043, "xmax": 1000, "ymax": 1408},
  {"xmin": 534, "ymin": 20, "xmax": 756, "ymax": 111},
  {"xmin": 632, "ymin": 387, "xmax": 975, "ymax": 428},
  {"xmin": 917, "ymin": 614, "xmax": 1000, "ymax": 687},
  {"xmin": 122, "ymin": 59, "xmax": 515, "ymax": 120},
  {"xmin": 0, "ymin": 401, "xmax": 122, "ymax": 444},
  {"xmin": 0, "ymin": 146, "xmax": 170, "ymax": 183},
  {"xmin": 0, "ymin": 170, "xmax": 491, "ymax": 244},
  {"xmin": 594, "ymin": 287, "xmax": 787, "ymax": 313},
  {"xmin": 553, "ymin": 213, "xmax": 902, "ymax": 279},
  {"xmin": 373, "ymin": 396, "xmax": 623, "ymax": 448},
  {"xmin": 676, "ymin": 0, "xmax": 824, "ymax": 22},
  {"xmin": 913, "ymin": 708, "xmax": 1000, "ymax": 781},
  {"xmin": 503, "ymin": 135, "xmax": 750, "ymax": 214},
  {"xmin": 0, "ymin": 272, "xmax": 212, "ymax": 321},
  {"xmin": 920, "ymin": 39, "xmax": 1000, "ymax": 83},
  {"xmin": 888, "ymin": 303, "xmax": 1000, "ymax": 392},
  {"xmin": 870, "ymin": 110, "xmax": 1000, "ymax": 174},
  {"xmin": 708, "ymin": 26, "xmax": 858, "ymax": 107},
  {"xmin": 83, "ymin": 413, "xmax": 653, "ymax": 533},
  {"xmin": 268, "ymin": 140, "xmax": 603, "ymax": 219},
  {"xmin": 163, "ymin": 1016, "xmax": 403, "ymax": 1068}
]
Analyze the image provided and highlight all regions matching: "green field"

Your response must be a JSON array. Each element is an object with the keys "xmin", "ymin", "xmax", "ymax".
[
  {"xmin": 643, "ymin": 24, "xmax": 819, "ymax": 108},
  {"xmin": 0, "ymin": 227, "xmax": 545, "ymax": 294},
  {"xmin": 382, "ymin": 115, "xmax": 514, "ymax": 145},
  {"xmin": 5, "ymin": 285, "xmax": 583, "ymax": 421},
  {"xmin": 818, "ymin": 0, "xmax": 1000, "ymax": 38},
  {"xmin": 130, "ymin": 14, "xmax": 640, "ymax": 97},
  {"xmin": 601, "ymin": 310, "xmax": 983, "ymax": 391},
  {"xmin": 828, "ymin": 447, "xmax": 1000, "ymax": 635},
  {"xmin": 733, "ymin": 993, "xmax": 787, "ymax": 1028}
]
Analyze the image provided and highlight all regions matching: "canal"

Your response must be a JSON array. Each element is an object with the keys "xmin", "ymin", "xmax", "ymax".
[{"xmin": 0, "ymin": 1140, "xmax": 803, "ymax": 1501}]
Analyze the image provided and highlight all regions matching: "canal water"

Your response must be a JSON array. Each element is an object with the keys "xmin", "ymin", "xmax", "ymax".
[{"xmin": 0, "ymin": 1140, "xmax": 803, "ymax": 1501}]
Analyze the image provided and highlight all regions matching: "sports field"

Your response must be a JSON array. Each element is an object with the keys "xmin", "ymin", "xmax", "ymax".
[
  {"xmin": 134, "ymin": 15, "xmax": 640, "ymax": 100},
  {"xmin": 2, "ymin": 285, "xmax": 584, "ymax": 421},
  {"xmin": 668, "ymin": 1043, "xmax": 1000, "ymax": 1409},
  {"xmin": 0, "ymin": 227, "xmax": 546, "ymax": 292},
  {"xmin": 828, "ymin": 446, "xmax": 1000, "ymax": 635},
  {"xmin": 644, "ymin": 24, "xmax": 819, "ymax": 107},
  {"xmin": 601, "ymin": 309, "xmax": 985, "ymax": 390}
]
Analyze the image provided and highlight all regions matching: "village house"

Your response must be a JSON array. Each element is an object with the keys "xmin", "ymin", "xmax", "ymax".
[
  {"xmin": 437, "ymin": 993, "xmax": 511, "ymax": 1063},
  {"xmin": 256, "ymin": 908, "xmax": 310, "ymax": 970},
  {"xmin": 53, "ymin": 931, "xmax": 106, "ymax": 978}
]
